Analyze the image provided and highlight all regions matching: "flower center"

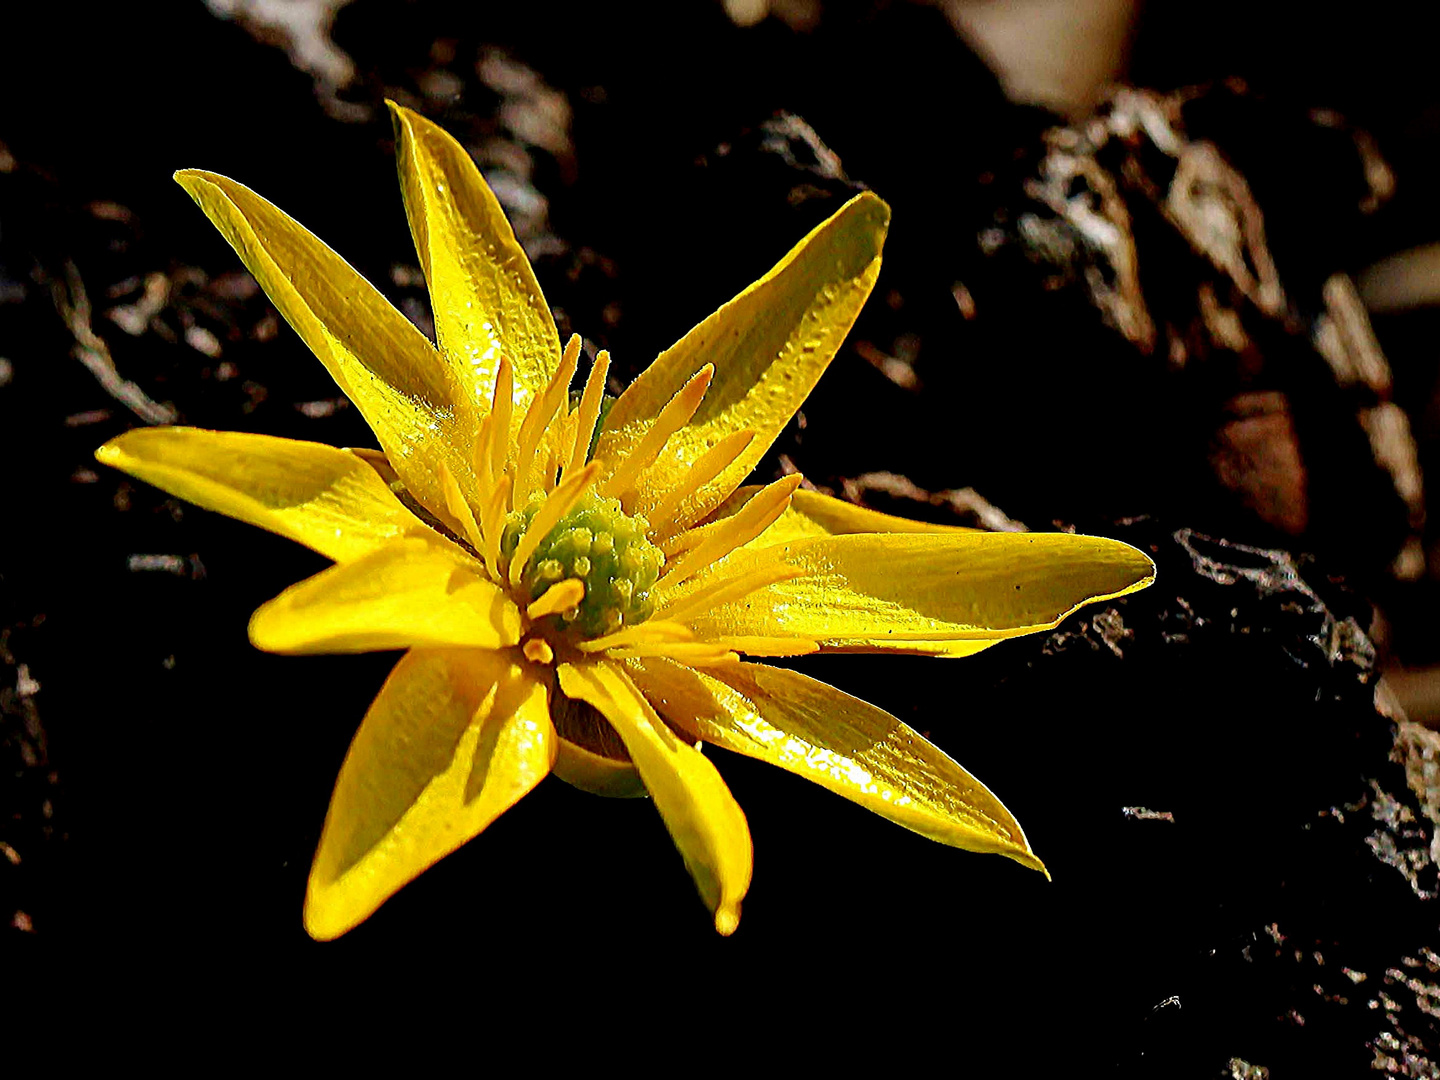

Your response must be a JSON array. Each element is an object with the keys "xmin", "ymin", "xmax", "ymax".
[{"xmin": 502, "ymin": 491, "xmax": 664, "ymax": 638}]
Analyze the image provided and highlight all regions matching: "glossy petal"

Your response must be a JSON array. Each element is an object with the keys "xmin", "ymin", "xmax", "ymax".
[
  {"xmin": 674, "ymin": 532, "xmax": 1156, "ymax": 652},
  {"xmin": 249, "ymin": 538, "xmax": 521, "ymax": 654},
  {"xmin": 305, "ymin": 648, "xmax": 554, "ymax": 940},
  {"xmin": 700, "ymin": 484, "xmax": 979, "ymax": 549},
  {"xmin": 95, "ymin": 427, "xmax": 444, "ymax": 563},
  {"xmin": 630, "ymin": 657, "xmax": 1045, "ymax": 871},
  {"xmin": 173, "ymin": 169, "xmax": 477, "ymax": 520},
  {"xmin": 557, "ymin": 659, "xmax": 751, "ymax": 934},
  {"xmin": 594, "ymin": 193, "xmax": 888, "ymax": 527},
  {"xmin": 389, "ymin": 102, "xmax": 561, "ymax": 424}
]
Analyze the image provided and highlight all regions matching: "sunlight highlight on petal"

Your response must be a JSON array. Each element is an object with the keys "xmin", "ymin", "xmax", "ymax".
[
  {"xmin": 680, "ymin": 531, "xmax": 1156, "ymax": 651},
  {"xmin": 628, "ymin": 658, "xmax": 1046, "ymax": 874},
  {"xmin": 389, "ymin": 102, "xmax": 561, "ymax": 418},
  {"xmin": 172, "ymin": 169, "xmax": 479, "ymax": 521},
  {"xmin": 250, "ymin": 538, "xmax": 521, "ymax": 653},
  {"xmin": 95, "ymin": 427, "xmax": 447, "ymax": 563},
  {"xmin": 594, "ymin": 192, "xmax": 889, "ymax": 526}
]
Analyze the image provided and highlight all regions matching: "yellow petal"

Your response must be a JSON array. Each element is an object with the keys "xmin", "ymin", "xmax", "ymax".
[
  {"xmin": 557, "ymin": 659, "xmax": 751, "ymax": 934},
  {"xmin": 718, "ymin": 485, "xmax": 980, "ymax": 547},
  {"xmin": 628, "ymin": 659, "xmax": 1046, "ymax": 872},
  {"xmin": 388, "ymin": 102, "xmax": 561, "ymax": 425},
  {"xmin": 549, "ymin": 690, "xmax": 646, "ymax": 799},
  {"xmin": 249, "ymin": 538, "xmax": 521, "ymax": 654},
  {"xmin": 594, "ymin": 193, "xmax": 889, "ymax": 528},
  {"xmin": 552, "ymin": 738, "xmax": 647, "ymax": 799},
  {"xmin": 305, "ymin": 648, "xmax": 554, "ymax": 940},
  {"xmin": 95, "ymin": 427, "xmax": 445, "ymax": 563},
  {"xmin": 173, "ymin": 169, "xmax": 477, "ymax": 521},
  {"xmin": 675, "ymin": 532, "xmax": 1156, "ymax": 651}
]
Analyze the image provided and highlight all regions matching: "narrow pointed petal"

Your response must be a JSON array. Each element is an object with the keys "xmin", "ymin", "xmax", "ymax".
[
  {"xmin": 673, "ymin": 532, "xmax": 1156, "ymax": 652},
  {"xmin": 388, "ymin": 102, "xmax": 561, "ymax": 422},
  {"xmin": 95, "ymin": 427, "xmax": 447, "ymax": 563},
  {"xmin": 557, "ymin": 659, "xmax": 751, "ymax": 934},
  {"xmin": 173, "ymin": 169, "xmax": 479, "ymax": 521},
  {"xmin": 706, "ymin": 485, "xmax": 980, "ymax": 548},
  {"xmin": 594, "ymin": 193, "xmax": 889, "ymax": 528},
  {"xmin": 305, "ymin": 648, "xmax": 554, "ymax": 940},
  {"xmin": 250, "ymin": 538, "xmax": 521, "ymax": 654},
  {"xmin": 628, "ymin": 658, "xmax": 1045, "ymax": 873}
]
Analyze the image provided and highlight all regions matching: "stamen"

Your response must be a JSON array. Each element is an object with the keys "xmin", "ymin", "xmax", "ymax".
[
  {"xmin": 702, "ymin": 636, "xmax": 820, "ymax": 657},
  {"xmin": 645, "ymin": 428, "xmax": 756, "ymax": 537},
  {"xmin": 508, "ymin": 460, "xmax": 602, "ymax": 589},
  {"xmin": 514, "ymin": 335, "xmax": 581, "ymax": 506},
  {"xmin": 477, "ymin": 355, "xmax": 514, "ymax": 492},
  {"xmin": 658, "ymin": 525, "xmax": 709, "ymax": 558},
  {"xmin": 545, "ymin": 409, "xmax": 578, "ymax": 493},
  {"xmin": 526, "ymin": 578, "xmax": 586, "ymax": 621},
  {"xmin": 437, "ymin": 462, "xmax": 486, "ymax": 557},
  {"xmin": 576, "ymin": 619, "xmax": 694, "ymax": 654},
  {"xmin": 654, "ymin": 484, "xmax": 763, "ymax": 557},
  {"xmin": 600, "ymin": 364, "xmax": 714, "ymax": 504},
  {"xmin": 522, "ymin": 638, "xmax": 555, "ymax": 664},
  {"xmin": 657, "ymin": 563, "xmax": 806, "ymax": 624},
  {"xmin": 479, "ymin": 472, "xmax": 512, "ymax": 582},
  {"xmin": 564, "ymin": 349, "xmax": 611, "ymax": 483},
  {"xmin": 607, "ymin": 641, "xmax": 739, "ymax": 665},
  {"xmin": 655, "ymin": 474, "xmax": 803, "ymax": 592}
]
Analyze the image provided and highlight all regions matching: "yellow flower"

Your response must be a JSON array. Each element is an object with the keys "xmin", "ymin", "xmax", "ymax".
[{"xmin": 96, "ymin": 104, "xmax": 1155, "ymax": 941}]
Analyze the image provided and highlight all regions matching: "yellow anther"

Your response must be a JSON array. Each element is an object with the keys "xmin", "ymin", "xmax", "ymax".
[
  {"xmin": 522, "ymin": 638, "xmax": 555, "ymax": 664},
  {"xmin": 527, "ymin": 578, "xmax": 586, "ymax": 621},
  {"xmin": 477, "ymin": 354, "xmax": 514, "ymax": 489},
  {"xmin": 514, "ymin": 335, "xmax": 581, "ymax": 505},
  {"xmin": 646, "ymin": 428, "xmax": 757, "ymax": 537},
  {"xmin": 656, "ymin": 474, "xmax": 803, "ymax": 592},
  {"xmin": 437, "ymin": 462, "xmax": 485, "ymax": 557},
  {"xmin": 564, "ymin": 348, "xmax": 611, "ymax": 483},
  {"xmin": 601, "ymin": 363, "xmax": 714, "ymax": 503}
]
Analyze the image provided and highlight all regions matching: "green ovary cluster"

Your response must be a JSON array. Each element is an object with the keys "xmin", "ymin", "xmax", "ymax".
[{"xmin": 501, "ymin": 491, "xmax": 664, "ymax": 638}]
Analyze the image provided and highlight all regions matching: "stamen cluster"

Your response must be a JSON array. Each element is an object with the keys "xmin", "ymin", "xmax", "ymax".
[{"xmin": 502, "ymin": 491, "xmax": 663, "ymax": 637}]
